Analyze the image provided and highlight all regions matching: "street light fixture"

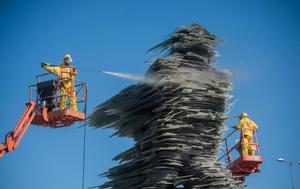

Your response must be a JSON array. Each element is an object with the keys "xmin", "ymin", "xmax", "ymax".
[{"xmin": 277, "ymin": 157, "xmax": 300, "ymax": 189}]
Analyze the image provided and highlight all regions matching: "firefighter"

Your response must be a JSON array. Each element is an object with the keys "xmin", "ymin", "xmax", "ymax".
[
  {"xmin": 41, "ymin": 54, "xmax": 77, "ymax": 111},
  {"xmin": 235, "ymin": 112, "xmax": 257, "ymax": 156}
]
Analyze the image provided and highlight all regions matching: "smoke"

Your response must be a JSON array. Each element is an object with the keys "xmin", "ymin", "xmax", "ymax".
[{"xmin": 230, "ymin": 66, "xmax": 249, "ymax": 82}]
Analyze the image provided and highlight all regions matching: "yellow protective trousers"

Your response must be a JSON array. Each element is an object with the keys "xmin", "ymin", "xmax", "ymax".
[
  {"xmin": 241, "ymin": 135, "xmax": 254, "ymax": 156},
  {"xmin": 60, "ymin": 86, "xmax": 77, "ymax": 111}
]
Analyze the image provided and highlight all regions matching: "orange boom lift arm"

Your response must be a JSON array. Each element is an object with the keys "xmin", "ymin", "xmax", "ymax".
[
  {"xmin": 0, "ymin": 73, "xmax": 87, "ymax": 157},
  {"xmin": 0, "ymin": 101, "xmax": 37, "ymax": 156}
]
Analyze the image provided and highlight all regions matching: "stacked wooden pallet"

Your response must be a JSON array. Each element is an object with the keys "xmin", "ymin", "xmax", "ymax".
[{"xmin": 89, "ymin": 24, "xmax": 242, "ymax": 189}]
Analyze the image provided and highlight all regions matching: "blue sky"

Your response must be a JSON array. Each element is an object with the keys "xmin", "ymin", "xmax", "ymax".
[{"xmin": 0, "ymin": 0, "xmax": 299, "ymax": 188}]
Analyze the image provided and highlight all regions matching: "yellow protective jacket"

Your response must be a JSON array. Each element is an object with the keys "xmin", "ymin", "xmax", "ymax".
[
  {"xmin": 43, "ymin": 64, "xmax": 77, "ymax": 88},
  {"xmin": 236, "ymin": 117, "xmax": 257, "ymax": 137}
]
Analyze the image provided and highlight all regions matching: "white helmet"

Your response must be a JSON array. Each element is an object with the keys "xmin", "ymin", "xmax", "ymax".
[
  {"xmin": 63, "ymin": 54, "xmax": 72, "ymax": 64},
  {"xmin": 240, "ymin": 112, "xmax": 248, "ymax": 118}
]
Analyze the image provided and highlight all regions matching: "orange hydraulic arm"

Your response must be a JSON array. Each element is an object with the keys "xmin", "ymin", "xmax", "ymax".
[{"xmin": 0, "ymin": 101, "xmax": 37, "ymax": 157}]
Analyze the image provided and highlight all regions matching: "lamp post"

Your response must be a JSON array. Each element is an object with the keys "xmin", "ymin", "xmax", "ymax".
[{"xmin": 277, "ymin": 158, "xmax": 300, "ymax": 189}]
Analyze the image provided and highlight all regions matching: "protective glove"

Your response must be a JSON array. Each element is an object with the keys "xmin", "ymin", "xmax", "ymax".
[{"xmin": 41, "ymin": 62, "xmax": 49, "ymax": 68}]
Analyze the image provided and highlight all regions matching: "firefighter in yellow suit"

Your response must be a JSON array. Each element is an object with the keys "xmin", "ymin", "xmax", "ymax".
[
  {"xmin": 41, "ymin": 54, "xmax": 77, "ymax": 111},
  {"xmin": 236, "ymin": 112, "xmax": 258, "ymax": 156}
]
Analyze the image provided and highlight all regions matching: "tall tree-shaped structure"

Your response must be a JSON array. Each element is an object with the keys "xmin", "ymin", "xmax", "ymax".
[{"xmin": 90, "ymin": 24, "xmax": 242, "ymax": 189}]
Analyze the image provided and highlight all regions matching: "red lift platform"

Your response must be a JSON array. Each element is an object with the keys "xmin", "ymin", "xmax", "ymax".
[
  {"xmin": 0, "ymin": 73, "xmax": 87, "ymax": 157},
  {"xmin": 218, "ymin": 128, "xmax": 263, "ymax": 181}
]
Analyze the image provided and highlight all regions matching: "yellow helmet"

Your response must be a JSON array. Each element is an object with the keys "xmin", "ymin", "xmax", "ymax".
[
  {"xmin": 240, "ymin": 112, "xmax": 248, "ymax": 118},
  {"xmin": 63, "ymin": 54, "xmax": 72, "ymax": 63}
]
